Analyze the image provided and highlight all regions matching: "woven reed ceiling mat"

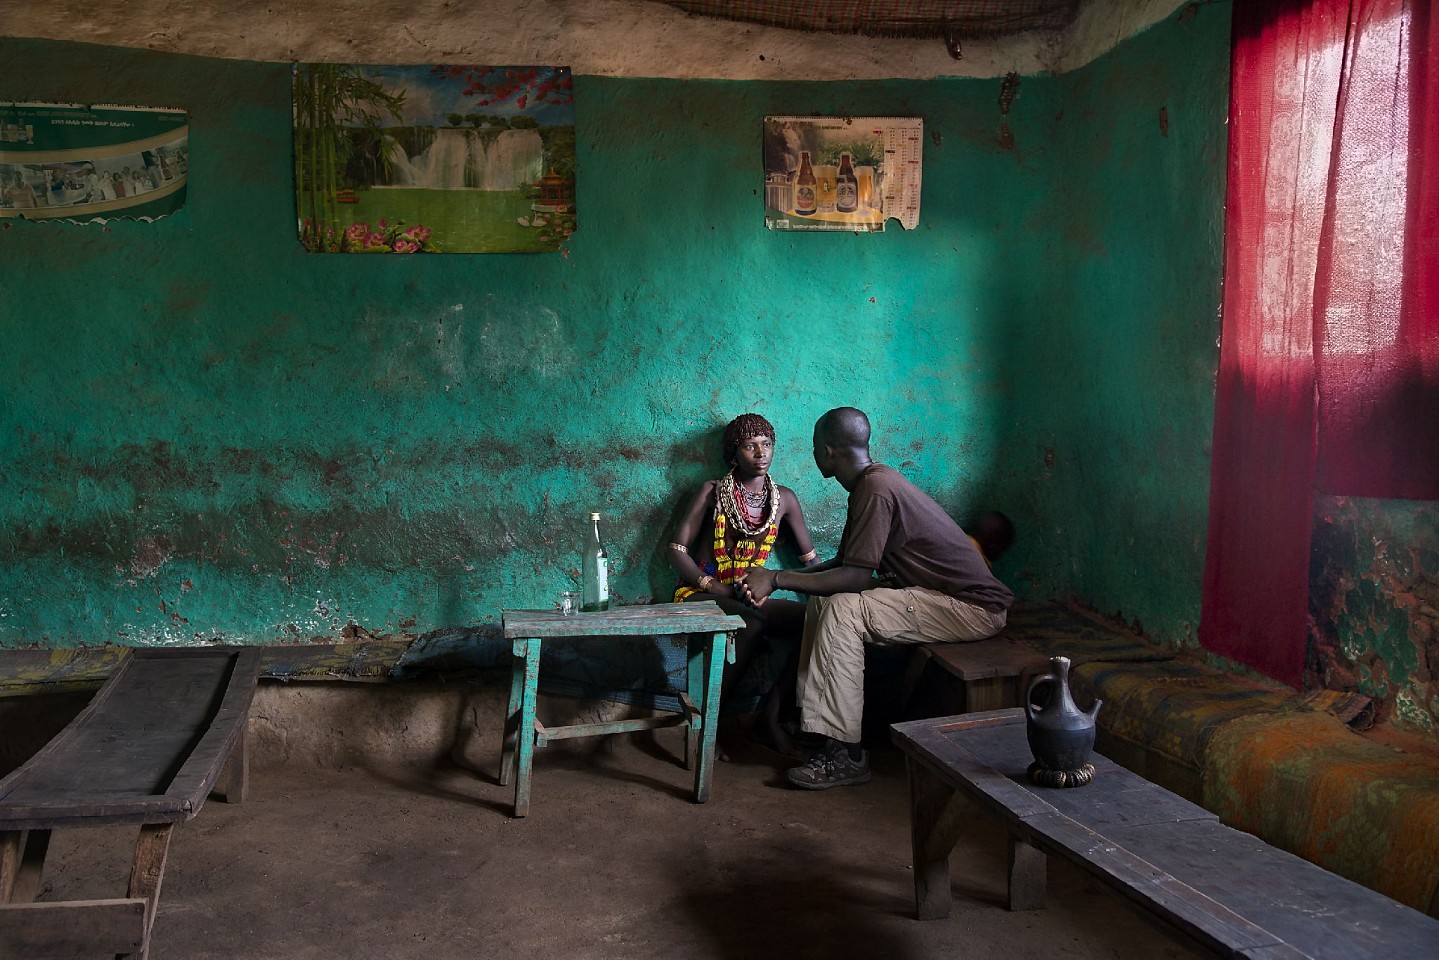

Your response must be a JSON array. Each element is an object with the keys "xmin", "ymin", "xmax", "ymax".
[{"xmin": 659, "ymin": 1, "xmax": 1083, "ymax": 38}]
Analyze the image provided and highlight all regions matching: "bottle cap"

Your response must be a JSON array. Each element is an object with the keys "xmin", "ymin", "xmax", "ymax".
[{"xmin": 589, "ymin": 512, "xmax": 601, "ymax": 521}]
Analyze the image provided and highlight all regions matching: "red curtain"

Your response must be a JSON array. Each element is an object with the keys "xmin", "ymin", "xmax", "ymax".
[{"xmin": 1201, "ymin": 0, "xmax": 1439, "ymax": 686}]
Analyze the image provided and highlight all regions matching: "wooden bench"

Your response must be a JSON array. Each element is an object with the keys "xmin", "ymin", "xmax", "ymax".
[
  {"xmin": 901, "ymin": 635, "xmax": 1050, "ymax": 717},
  {"xmin": 891, "ymin": 709, "xmax": 1439, "ymax": 959},
  {"xmin": 0, "ymin": 646, "xmax": 260, "ymax": 959}
]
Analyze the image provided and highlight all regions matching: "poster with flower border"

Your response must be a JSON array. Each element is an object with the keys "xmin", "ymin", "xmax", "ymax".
[
  {"xmin": 293, "ymin": 64, "xmax": 575, "ymax": 254},
  {"xmin": 0, "ymin": 102, "xmax": 188, "ymax": 223}
]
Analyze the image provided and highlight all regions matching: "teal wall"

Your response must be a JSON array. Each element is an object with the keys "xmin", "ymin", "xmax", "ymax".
[
  {"xmin": 0, "ymin": 6, "xmax": 1230, "ymax": 649},
  {"xmin": 980, "ymin": 6, "xmax": 1229, "ymax": 643}
]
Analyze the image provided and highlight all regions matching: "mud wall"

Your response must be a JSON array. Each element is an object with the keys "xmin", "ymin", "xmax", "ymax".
[
  {"xmin": 980, "ymin": 1, "xmax": 1228, "ymax": 645},
  {"xmin": 0, "ymin": 8, "xmax": 1227, "ymax": 650}
]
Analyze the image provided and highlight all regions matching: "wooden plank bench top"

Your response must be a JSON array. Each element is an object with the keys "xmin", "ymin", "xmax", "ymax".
[
  {"xmin": 1, "ymin": 646, "xmax": 260, "ymax": 959},
  {"xmin": 891, "ymin": 709, "xmax": 1439, "ymax": 960},
  {"xmin": 0, "ymin": 646, "xmax": 260, "ymax": 830}
]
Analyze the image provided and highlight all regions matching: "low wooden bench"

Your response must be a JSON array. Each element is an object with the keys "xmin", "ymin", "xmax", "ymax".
[
  {"xmin": 901, "ymin": 635, "xmax": 1050, "ymax": 717},
  {"xmin": 0, "ymin": 646, "xmax": 260, "ymax": 959},
  {"xmin": 891, "ymin": 709, "xmax": 1439, "ymax": 959}
]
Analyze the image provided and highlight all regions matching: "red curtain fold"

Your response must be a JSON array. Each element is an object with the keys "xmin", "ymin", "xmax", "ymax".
[
  {"xmin": 1201, "ymin": 0, "xmax": 1438, "ymax": 686},
  {"xmin": 1314, "ymin": 0, "xmax": 1439, "ymax": 498}
]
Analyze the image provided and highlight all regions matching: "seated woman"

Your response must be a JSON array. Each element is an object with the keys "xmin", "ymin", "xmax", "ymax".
[{"xmin": 668, "ymin": 413, "xmax": 819, "ymax": 757}]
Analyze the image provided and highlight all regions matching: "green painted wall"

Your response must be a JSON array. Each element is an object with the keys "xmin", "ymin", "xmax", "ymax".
[
  {"xmin": 0, "ymin": 7, "xmax": 1230, "ymax": 650},
  {"xmin": 983, "ymin": 4, "xmax": 1229, "ymax": 645}
]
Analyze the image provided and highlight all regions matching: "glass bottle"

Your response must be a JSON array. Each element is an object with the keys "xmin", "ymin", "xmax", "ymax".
[
  {"xmin": 581, "ymin": 512, "xmax": 610, "ymax": 612},
  {"xmin": 836, "ymin": 151, "xmax": 858, "ymax": 213},
  {"xmin": 793, "ymin": 151, "xmax": 817, "ymax": 217}
]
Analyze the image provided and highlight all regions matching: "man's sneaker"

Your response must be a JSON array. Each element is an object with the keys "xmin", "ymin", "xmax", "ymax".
[{"xmin": 786, "ymin": 741, "xmax": 872, "ymax": 790}]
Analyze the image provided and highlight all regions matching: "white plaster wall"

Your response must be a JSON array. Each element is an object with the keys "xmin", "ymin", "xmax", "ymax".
[{"xmin": 7, "ymin": 0, "xmax": 1192, "ymax": 78}]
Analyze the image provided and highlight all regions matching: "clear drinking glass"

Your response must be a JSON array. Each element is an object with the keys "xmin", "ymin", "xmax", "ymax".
[{"xmin": 559, "ymin": 591, "xmax": 579, "ymax": 616}]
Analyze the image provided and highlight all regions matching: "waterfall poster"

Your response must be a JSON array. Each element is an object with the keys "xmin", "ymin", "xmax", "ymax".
[
  {"xmin": 0, "ymin": 102, "xmax": 188, "ymax": 223},
  {"xmin": 292, "ymin": 64, "xmax": 575, "ymax": 254}
]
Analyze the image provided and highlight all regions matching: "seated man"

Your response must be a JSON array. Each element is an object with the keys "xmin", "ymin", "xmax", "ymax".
[
  {"xmin": 970, "ymin": 509, "xmax": 1016, "ymax": 566},
  {"xmin": 667, "ymin": 413, "xmax": 820, "ymax": 756},
  {"xmin": 741, "ymin": 407, "xmax": 1013, "ymax": 789}
]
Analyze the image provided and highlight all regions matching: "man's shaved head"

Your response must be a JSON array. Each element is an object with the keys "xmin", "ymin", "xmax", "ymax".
[{"xmin": 815, "ymin": 407, "xmax": 871, "ymax": 450}]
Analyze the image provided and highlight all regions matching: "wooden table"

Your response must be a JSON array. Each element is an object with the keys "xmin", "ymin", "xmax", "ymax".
[
  {"xmin": 0, "ymin": 646, "xmax": 260, "ymax": 960},
  {"xmin": 891, "ymin": 709, "xmax": 1439, "ymax": 960},
  {"xmin": 500, "ymin": 602, "xmax": 744, "ymax": 818}
]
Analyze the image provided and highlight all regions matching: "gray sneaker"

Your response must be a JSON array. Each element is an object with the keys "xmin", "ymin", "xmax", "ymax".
[{"xmin": 786, "ymin": 742, "xmax": 872, "ymax": 790}]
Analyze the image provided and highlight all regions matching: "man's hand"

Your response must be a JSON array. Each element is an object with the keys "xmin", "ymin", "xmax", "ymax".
[{"xmin": 737, "ymin": 567, "xmax": 778, "ymax": 605}]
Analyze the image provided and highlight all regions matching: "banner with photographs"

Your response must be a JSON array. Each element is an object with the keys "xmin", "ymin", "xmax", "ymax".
[
  {"xmin": 763, "ymin": 116, "xmax": 923, "ymax": 233},
  {"xmin": 293, "ymin": 64, "xmax": 575, "ymax": 254},
  {"xmin": 0, "ymin": 102, "xmax": 188, "ymax": 222}
]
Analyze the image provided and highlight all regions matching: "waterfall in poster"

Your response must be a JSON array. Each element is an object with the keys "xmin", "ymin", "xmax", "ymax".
[{"xmin": 386, "ymin": 128, "xmax": 543, "ymax": 190}]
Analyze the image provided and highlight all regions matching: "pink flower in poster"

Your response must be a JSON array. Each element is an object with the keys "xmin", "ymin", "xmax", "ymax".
[
  {"xmin": 346, "ymin": 223, "xmax": 370, "ymax": 242},
  {"xmin": 392, "ymin": 238, "xmax": 420, "ymax": 253}
]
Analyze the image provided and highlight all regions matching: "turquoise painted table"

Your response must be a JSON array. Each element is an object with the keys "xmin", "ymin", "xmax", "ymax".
[{"xmin": 500, "ymin": 602, "xmax": 745, "ymax": 818}]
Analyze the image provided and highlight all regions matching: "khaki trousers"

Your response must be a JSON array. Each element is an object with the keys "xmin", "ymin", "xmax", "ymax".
[{"xmin": 796, "ymin": 587, "xmax": 1007, "ymax": 744}]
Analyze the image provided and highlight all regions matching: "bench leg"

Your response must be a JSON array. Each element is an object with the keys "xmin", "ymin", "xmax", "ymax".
[
  {"xmin": 1, "ymin": 829, "xmax": 50, "ymax": 904},
  {"xmin": 1007, "ymin": 833, "xmax": 1046, "ymax": 911},
  {"xmin": 691, "ymin": 631, "xmax": 727, "ymax": 804},
  {"xmin": 216, "ymin": 717, "xmax": 250, "ymax": 803},
  {"xmin": 499, "ymin": 645, "xmax": 528, "ymax": 787},
  {"xmin": 0, "ymin": 832, "xmax": 17, "ymax": 902},
  {"xmin": 908, "ymin": 761, "xmax": 970, "ymax": 920},
  {"xmin": 116, "ymin": 822, "xmax": 174, "ymax": 960},
  {"xmin": 511, "ymin": 638, "xmax": 541, "ymax": 818}
]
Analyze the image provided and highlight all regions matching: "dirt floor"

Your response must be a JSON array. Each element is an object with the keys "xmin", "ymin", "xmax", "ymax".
[{"xmin": 32, "ymin": 707, "xmax": 1206, "ymax": 960}]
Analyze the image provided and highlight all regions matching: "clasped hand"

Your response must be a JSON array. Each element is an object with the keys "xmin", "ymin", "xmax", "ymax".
[{"xmin": 734, "ymin": 567, "xmax": 777, "ymax": 607}]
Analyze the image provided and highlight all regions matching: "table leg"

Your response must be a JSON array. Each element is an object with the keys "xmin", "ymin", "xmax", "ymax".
[
  {"xmin": 117, "ymin": 822, "xmax": 174, "ymax": 960},
  {"xmin": 499, "ymin": 641, "xmax": 528, "ymax": 787},
  {"xmin": 691, "ymin": 631, "xmax": 727, "ymax": 804},
  {"xmin": 1007, "ymin": 833, "xmax": 1046, "ymax": 911},
  {"xmin": 511, "ymin": 638, "xmax": 541, "ymax": 818},
  {"xmin": 908, "ymin": 760, "xmax": 969, "ymax": 920},
  {"xmin": 684, "ymin": 635, "xmax": 705, "ymax": 771}
]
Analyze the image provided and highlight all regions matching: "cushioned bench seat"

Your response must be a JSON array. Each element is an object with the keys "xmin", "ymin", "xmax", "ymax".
[
  {"xmin": 993, "ymin": 603, "xmax": 1439, "ymax": 919},
  {"xmin": 1205, "ymin": 711, "xmax": 1439, "ymax": 917},
  {"xmin": 1068, "ymin": 658, "xmax": 1307, "ymax": 802}
]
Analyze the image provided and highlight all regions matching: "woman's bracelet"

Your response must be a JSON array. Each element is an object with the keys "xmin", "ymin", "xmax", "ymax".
[
  {"xmin": 798, "ymin": 549, "xmax": 818, "ymax": 563},
  {"xmin": 697, "ymin": 575, "xmax": 716, "ymax": 592},
  {"xmin": 670, "ymin": 542, "xmax": 689, "ymax": 555}
]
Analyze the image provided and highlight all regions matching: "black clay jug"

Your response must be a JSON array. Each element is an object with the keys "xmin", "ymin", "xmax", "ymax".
[{"xmin": 1024, "ymin": 656, "xmax": 1101, "ymax": 774}]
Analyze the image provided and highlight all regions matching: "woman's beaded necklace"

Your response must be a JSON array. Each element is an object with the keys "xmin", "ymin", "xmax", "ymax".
[{"xmin": 718, "ymin": 470, "xmax": 778, "ymax": 537}]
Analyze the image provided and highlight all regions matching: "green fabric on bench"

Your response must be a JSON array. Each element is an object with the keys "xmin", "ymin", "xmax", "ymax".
[
  {"xmin": 1072, "ymin": 658, "xmax": 1303, "ymax": 771},
  {"xmin": 1204, "ymin": 711, "xmax": 1439, "ymax": 917}
]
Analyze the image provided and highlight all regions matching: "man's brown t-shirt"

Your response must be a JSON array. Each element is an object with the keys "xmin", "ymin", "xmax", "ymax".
[{"xmin": 838, "ymin": 464, "xmax": 1013, "ymax": 612}]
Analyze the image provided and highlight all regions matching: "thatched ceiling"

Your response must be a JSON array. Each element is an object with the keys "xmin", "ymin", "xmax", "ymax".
[{"xmin": 660, "ymin": 0, "xmax": 1083, "ymax": 38}]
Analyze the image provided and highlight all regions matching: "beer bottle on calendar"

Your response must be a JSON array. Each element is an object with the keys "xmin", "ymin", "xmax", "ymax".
[
  {"xmin": 794, "ymin": 151, "xmax": 817, "ymax": 217},
  {"xmin": 836, "ymin": 151, "xmax": 858, "ymax": 213},
  {"xmin": 582, "ymin": 512, "xmax": 610, "ymax": 612}
]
